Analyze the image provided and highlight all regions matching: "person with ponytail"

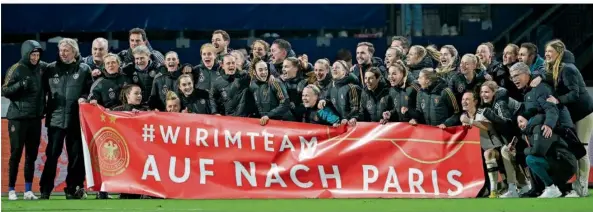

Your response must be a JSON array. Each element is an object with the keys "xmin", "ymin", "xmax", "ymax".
[
  {"xmin": 149, "ymin": 51, "xmax": 183, "ymax": 111},
  {"xmin": 436, "ymin": 45, "xmax": 459, "ymax": 84},
  {"xmin": 112, "ymin": 84, "xmax": 149, "ymax": 112},
  {"xmin": 250, "ymin": 39, "xmax": 270, "ymax": 62},
  {"xmin": 209, "ymin": 54, "xmax": 254, "ymax": 117},
  {"xmin": 426, "ymin": 45, "xmax": 441, "ymax": 68},
  {"xmin": 311, "ymin": 58, "xmax": 333, "ymax": 95},
  {"xmin": 357, "ymin": 67, "xmax": 390, "ymax": 122},
  {"xmin": 477, "ymin": 42, "xmax": 501, "ymax": 82},
  {"xmin": 317, "ymin": 60, "xmax": 362, "ymax": 127},
  {"xmin": 249, "ymin": 57, "xmax": 294, "ymax": 125},
  {"xmin": 281, "ymin": 57, "xmax": 310, "ymax": 120},
  {"xmin": 543, "ymin": 39, "xmax": 593, "ymax": 197},
  {"xmin": 177, "ymin": 74, "xmax": 210, "ymax": 114},
  {"xmin": 381, "ymin": 60, "xmax": 421, "ymax": 124},
  {"xmin": 191, "ymin": 43, "xmax": 220, "ymax": 92},
  {"xmin": 407, "ymin": 68, "xmax": 460, "ymax": 128},
  {"xmin": 491, "ymin": 44, "xmax": 523, "ymax": 101},
  {"xmin": 384, "ymin": 47, "xmax": 405, "ymax": 68},
  {"xmin": 405, "ymin": 45, "xmax": 434, "ymax": 81}
]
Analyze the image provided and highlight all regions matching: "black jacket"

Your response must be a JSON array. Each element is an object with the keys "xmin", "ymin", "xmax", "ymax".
[
  {"xmin": 150, "ymin": 67, "xmax": 182, "ymax": 111},
  {"xmin": 112, "ymin": 104, "xmax": 150, "ymax": 112},
  {"xmin": 385, "ymin": 76, "xmax": 421, "ymax": 122},
  {"xmin": 117, "ymin": 47, "xmax": 164, "ymax": 67},
  {"xmin": 481, "ymin": 88, "xmax": 523, "ymax": 142},
  {"xmin": 553, "ymin": 50, "xmax": 593, "ymax": 123},
  {"xmin": 408, "ymin": 55, "xmax": 434, "ymax": 81},
  {"xmin": 492, "ymin": 61, "xmax": 523, "ymax": 101},
  {"xmin": 121, "ymin": 60, "xmax": 162, "ymax": 106},
  {"xmin": 209, "ymin": 70, "xmax": 254, "ymax": 116},
  {"xmin": 250, "ymin": 78, "xmax": 294, "ymax": 121},
  {"xmin": 43, "ymin": 55, "xmax": 93, "ymax": 129},
  {"xmin": 323, "ymin": 74, "xmax": 362, "ymax": 120},
  {"xmin": 352, "ymin": 57, "xmax": 387, "ymax": 87},
  {"xmin": 88, "ymin": 70, "xmax": 132, "ymax": 109},
  {"xmin": 358, "ymin": 80, "xmax": 390, "ymax": 122},
  {"xmin": 521, "ymin": 80, "xmax": 574, "ymax": 131},
  {"xmin": 449, "ymin": 70, "xmax": 486, "ymax": 105},
  {"xmin": 409, "ymin": 79, "xmax": 461, "ymax": 126},
  {"xmin": 2, "ymin": 40, "xmax": 46, "ymax": 120},
  {"xmin": 192, "ymin": 63, "xmax": 221, "ymax": 92},
  {"xmin": 179, "ymin": 89, "xmax": 211, "ymax": 114},
  {"xmin": 282, "ymin": 74, "xmax": 309, "ymax": 120}
]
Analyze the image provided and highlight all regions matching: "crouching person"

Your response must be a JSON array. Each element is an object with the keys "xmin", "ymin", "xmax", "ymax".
[{"xmin": 302, "ymin": 84, "xmax": 341, "ymax": 126}]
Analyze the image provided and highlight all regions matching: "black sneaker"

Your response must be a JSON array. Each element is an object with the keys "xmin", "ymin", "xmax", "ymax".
[
  {"xmin": 40, "ymin": 193, "xmax": 51, "ymax": 200},
  {"xmin": 73, "ymin": 186, "xmax": 88, "ymax": 199},
  {"xmin": 64, "ymin": 187, "xmax": 75, "ymax": 199},
  {"xmin": 96, "ymin": 192, "xmax": 111, "ymax": 199},
  {"xmin": 520, "ymin": 189, "xmax": 541, "ymax": 198}
]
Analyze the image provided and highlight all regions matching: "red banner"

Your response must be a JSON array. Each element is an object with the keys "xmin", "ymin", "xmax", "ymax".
[{"xmin": 79, "ymin": 104, "xmax": 485, "ymax": 199}]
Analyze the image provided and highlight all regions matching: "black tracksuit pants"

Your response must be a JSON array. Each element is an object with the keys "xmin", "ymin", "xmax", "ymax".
[
  {"xmin": 39, "ymin": 125, "xmax": 85, "ymax": 194},
  {"xmin": 7, "ymin": 118, "xmax": 42, "ymax": 188}
]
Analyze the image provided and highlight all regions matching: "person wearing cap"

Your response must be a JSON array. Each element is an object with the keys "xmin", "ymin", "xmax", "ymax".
[{"xmin": 2, "ymin": 40, "xmax": 46, "ymax": 200}]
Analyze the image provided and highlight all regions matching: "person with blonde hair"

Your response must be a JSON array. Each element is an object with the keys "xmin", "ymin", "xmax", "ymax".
[
  {"xmin": 88, "ymin": 53, "xmax": 131, "ymax": 109},
  {"xmin": 405, "ymin": 45, "xmax": 434, "ymax": 80},
  {"xmin": 543, "ymin": 39, "xmax": 593, "ymax": 197},
  {"xmin": 318, "ymin": 60, "xmax": 361, "ymax": 127},
  {"xmin": 407, "ymin": 68, "xmax": 460, "ymax": 128},
  {"xmin": 190, "ymin": 43, "xmax": 220, "ymax": 92},
  {"xmin": 164, "ymin": 91, "xmax": 181, "ymax": 113},
  {"xmin": 449, "ymin": 54, "xmax": 487, "ymax": 105},
  {"xmin": 381, "ymin": 60, "xmax": 421, "ymax": 123},
  {"xmin": 435, "ymin": 45, "xmax": 459, "ymax": 83},
  {"xmin": 249, "ymin": 57, "xmax": 294, "ymax": 125}
]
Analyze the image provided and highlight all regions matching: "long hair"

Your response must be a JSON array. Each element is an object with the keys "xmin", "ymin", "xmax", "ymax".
[
  {"xmin": 390, "ymin": 60, "xmax": 409, "ymax": 88},
  {"xmin": 545, "ymin": 39, "xmax": 566, "ymax": 87},
  {"xmin": 307, "ymin": 58, "xmax": 331, "ymax": 84},
  {"xmin": 426, "ymin": 45, "xmax": 441, "ymax": 62},
  {"xmin": 119, "ymin": 84, "xmax": 141, "ymax": 104},
  {"xmin": 436, "ymin": 45, "xmax": 458, "ymax": 73}
]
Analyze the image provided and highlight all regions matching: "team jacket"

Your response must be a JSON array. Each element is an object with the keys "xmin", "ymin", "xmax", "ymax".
[
  {"xmin": 2, "ymin": 40, "xmax": 46, "ymax": 120},
  {"xmin": 385, "ymin": 76, "xmax": 421, "ymax": 122},
  {"xmin": 302, "ymin": 105, "xmax": 341, "ymax": 126},
  {"xmin": 209, "ymin": 70, "xmax": 254, "ymax": 116},
  {"xmin": 553, "ymin": 50, "xmax": 593, "ymax": 123},
  {"xmin": 179, "ymin": 89, "xmax": 211, "ymax": 114},
  {"xmin": 191, "ymin": 63, "xmax": 220, "ymax": 92},
  {"xmin": 249, "ymin": 78, "xmax": 294, "ymax": 121},
  {"xmin": 43, "ymin": 55, "xmax": 93, "ymax": 129},
  {"xmin": 358, "ymin": 81, "xmax": 390, "ymax": 122},
  {"xmin": 88, "ymin": 70, "xmax": 132, "ymax": 109},
  {"xmin": 150, "ymin": 67, "xmax": 182, "ymax": 111},
  {"xmin": 322, "ymin": 74, "xmax": 362, "ymax": 120},
  {"xmin": 409, "ymin": 79, "xmax": 461, "ymax": 126},
  {"xmin": 121, "ymin": 60, "xmax": 162, "ymax": 106}
]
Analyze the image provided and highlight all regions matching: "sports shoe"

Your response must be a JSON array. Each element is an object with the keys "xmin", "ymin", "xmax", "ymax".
[
  {"xmin": 73, "ymin": 186, "xmax": 88, "ymax": 199},
  {"xmin": 8, "ymin": 190, "xmax": 18, "ymax": 200},
  {"xmin": 500, "ymin": 189, "xmax": 519, "ymax": 198},
  {"xmin": 519, "ymin": 184, "xmax": 531, "ymax": 195},
  {"xmin": 23, "ymin": 191, "xmax": 38, "ymax": 200},
  {"xmin": 489, "ymin": 190, "xmax": 498, "ymax": 198},
  {"xmin": 565, "ymin": 190, "xmax": 580, "ymax": 198},
  {"xmin": 538, "ymin": 185, "xmax": 562, "ymax": 198}
]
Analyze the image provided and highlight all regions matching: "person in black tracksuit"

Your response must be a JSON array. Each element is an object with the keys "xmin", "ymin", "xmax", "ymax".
[
  {"xmin": 40, "ymin": 39, "xmax": 93, "ymax": 199},
  {"xmin": 408, "ymin": 69, "xmax": 461, "ymax": 128},
  {"xmin": 382, "ymin": 62, "xmax": 421, "ymax": 123},
  {"xmin": 449, "ymin": 54, "xmax": 487, "ymax": 106},
  {"xmin": 88, "ymin": 53, "xmax": 131, "ymax": 109},
  {"xmin": 490, "ymin": 44, "xmax": 522, "ymax": 101},
  {"xmin": 150, "ymin": 65, "xmax": 182, "ymax": 111},
  {"xmin": 117, "ymin": 28, "xmax": 164, "ymax": 67},
  {"xmin": 301, "ymin": 84, "xmax": 341, "ymax": 126},
  {"xmin": 312, "ymin": 59, "xmax": 333, "ymax": 96},
  {"xmin": 177, "ymin": 74, "xmax": 211, "ymax": 114},
  {"xmin": 357, "ymin": 68, "xmax": 390, "ymax": 122},
  {"xmin": 209, "ymin": 54, "xmax": 254, "ymax": 117},
  {"xmin": 250, "ymin": 58, "xmax": 294, "ymax": 124},
  {"xmin": 436, "ymin": 45, "xmax": 459, "ymax": 84},
  {"xmin": 351, "ymin": 57, "xmax": 387, "ymax": 88},
  {"xmin": 280, "ymin": 57, "xmax": 309, "ymax": 121},
  {"xmin": 319, "ymin": 60, "xmax": 362, "ymax": 126},
  {"xmin": 406, "ymin": 46, "xmax": 434, "ymax": 81},
  {"xmin": 2, "ymin": 40, "xmax": 45, "ymax": 198},
  {"xmin": 121, "ymin": 45, "xmax": 162, "ymax": 108},
  {"xmin": 192, "ymin": 43, "xmax": 221, "ymax": 92}
]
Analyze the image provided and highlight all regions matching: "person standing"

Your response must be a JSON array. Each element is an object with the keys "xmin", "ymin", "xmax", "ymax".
[{"xmin": 2, "ymin": 40, "xmax": 46, "ymax": 200}]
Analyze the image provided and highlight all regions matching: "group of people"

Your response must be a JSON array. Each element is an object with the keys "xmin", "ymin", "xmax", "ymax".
[{"xmin": 2, "ymin": 28, "xmax": 592, "ymax": 200}]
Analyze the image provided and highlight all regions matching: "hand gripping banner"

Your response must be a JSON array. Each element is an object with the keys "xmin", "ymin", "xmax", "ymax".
[{"xmin": 79, "ymin": 104, "xmax": 484, "ymax": 199}]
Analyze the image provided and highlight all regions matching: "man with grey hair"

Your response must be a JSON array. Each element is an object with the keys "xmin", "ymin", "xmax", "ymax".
[
  {"xmin": 122, "ymin": 45, "xmax": 162, "ymax": 107},
  {"xmin": 117, "ymin": 28, "xmax": 165, "ymax": 67},
  {"xmin": 40, "ymin": 38, "xmax": 93, "ymax": 200},
  {"xmin": 83, "ymin": 37, "xmax": 108, "ymax": 80},
  {"xmin": 509, "ymin": 62, "xmax": 578, "ymax": 198}
]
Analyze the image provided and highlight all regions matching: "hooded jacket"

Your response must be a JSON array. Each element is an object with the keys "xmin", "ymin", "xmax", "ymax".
[
  {"xmin": 492, "ymin": 61, "xmax": 523, "ymax": 101},
  {"xmin": 179, "ymin": 88, "xmax": 211, "ymax": 114},
  {"xmin": 530, "ymin": 55, "xmax": 546, "ymax": 78},
  {"xmin": 409, "ymin": 79, "xmax": 461, "ymax": 126},
  {"xmin": 121, "ymin": 60, "xmax": 162, "ymax": 106},
  {"xmin": 302, "ymin": 102, "xmax": 341, "ymax": 126},
  {"xmin": 408, "ymin": 55, "xmax": 434, "ymax": 81},
  {"xmin": 88, "ymin": 69, "xmax": 132, "ymax": 109},
  {"xmin": 323, "ymin": 73, "xmax": 362, "ymax": 120},
  {"xmin": 520, "ymin": 80, "xmax": 574, "ymax": 131},
  {"xmin": 209, "ymin": 70, "xmax": 254, "ymax": 116},
  {"xmin": 43, "ymin": 54, "xmax": 93, "ymax": 129},
  {"xmin": 117, "ymin": 47, "xmax": 165, "ymax": 67},
  {"xmin": 449, "ymin": 69, "xmax": 486, "ymax": 105},
  {"xmin": 2, "ymin": 40, "xmax": 46, "ymax": 120},
  {"xmin": 385, "ymin": 75, "xmax": 421, "ymax": 122},
  {"xmin": 552, "ymin": 50, "xmax": 593, "ymax": 123},
  {"xmin": 149, "ymin": 66, "xmax": 182, "ymax": 111},
  {"xmin": 358, "ymin": 80, "xmax": 390, "ymax": 122},
  {"xmin": 249, "ymin": 75, "xmax": 294, "ymax": 121},
  {"xmin": 480, "ymin": 88, "xmax": 523, "ymax": 143}
]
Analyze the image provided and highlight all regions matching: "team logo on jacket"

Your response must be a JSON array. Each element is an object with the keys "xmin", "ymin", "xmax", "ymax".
[
  {"xmin": 331, "ymin": 98, "xmax": 336, "ymax": 104},
  {"xmin": 73, "ymin": 73, "xmax": 79, "ymax": 79},
  {"xmin": 199, "ymin": 73, "xmax": 205, "ymax": 82},
  {"xmin": 457, "ymin": 84, "xmax": 465, "ymax": 93},
  {"xmin": 53, "ymin": 74, "xmax": 60, "ymax": 84},
  {"xmin": 10, "ymin": 125, "xmax": 15, "ymax": 132},
  {"xmin": 393, "ymin": 98, "xmax": 399, "ymax": 107},
  {"xmin": 421, "ymin": 99, "xmax": 426, "ymax": 109},
  {"xmin": 313, "ymin": 114, "xmax": 319, "ymax": 122},
  {"xmin": 200, "ymin": 99, "xmax": 206, "ymax": 104},
  {"xmin": 91, "ymin": 127, "xmax": 130, "ymax": 177},
  {"xmin": 366, "ymin": 100, "xmax": 373, "ymax": 110},
  {"xmin": 162, "ymin": 85, "xmax": 169, "ymax": 94},
  {"xmin": 149, "ymin": 70, "xmax": 156, "ymax": 78},
  {"xmin": 221, "ymin": 90, "xmax": 228, "ymax": 98},
  {"xmin": 434, "ymin": 98, "xmax": 439, "ymax": 104}
]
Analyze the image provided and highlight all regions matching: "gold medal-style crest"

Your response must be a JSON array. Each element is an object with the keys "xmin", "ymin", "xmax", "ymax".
[{"xmin": 90, "ymin": 127, "xmax": 130, "ymax": 177}]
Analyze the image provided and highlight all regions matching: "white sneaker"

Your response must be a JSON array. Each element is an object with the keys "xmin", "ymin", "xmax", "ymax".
[
  {"xmin": 23, "ymin": 191, "xmax": 38, "ymax": 200},
  {"xmin": 538, "ymin": 185, "xmax": 562, "ymax": 198},
  {"xmin": 8, "ymin": 190, "xmax": 18, "ymax": 200},
  {"xmin": 565, "ymin": 190, "xmax": 580, "ymax": 198},
  {"xmin": 500, "ymin": 189, "xmax": 519, "ymax": 198},
  {"xmin": 519, "ymin": 185, "xmax": 531, "ymax": 195}
]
